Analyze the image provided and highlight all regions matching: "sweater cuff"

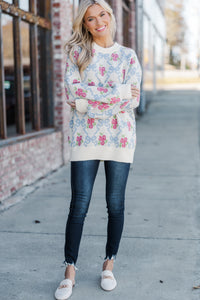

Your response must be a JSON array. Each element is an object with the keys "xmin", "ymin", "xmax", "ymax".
[
  {"xmin": 120, "ymin": 84, "xmax": 132, "ymax": 99},
  {"xmin": 75, "ymin": 99, "xmax": 88, "ymax": 113}
]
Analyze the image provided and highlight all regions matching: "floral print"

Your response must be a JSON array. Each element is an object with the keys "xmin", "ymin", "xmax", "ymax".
[
  {"xmin": 122, "ymin": 69, "xmax": 126, "ymax": 81},
  {"xmin": 65, "ymin": 87, "xmax": 69, "ymax": 100},
  {"xmin": 98, "ymin": 134, "xmax": 107, "ymax": 145},
  {"xmin": 127, "ymin": 121, "xmax": 132, "ymax": 131},
  {"xmin": 73, "ymin": 79, "xmax": 80, "ymax": 84},
  {"xmin": 88, "ymin": 100, "xmax": 100, "ymax": 108},
  {"xmin": 74, "ymin": 50, "xmax": 79, "ymax": 60},
  {"xmin": 120, "ymin": 101, "xmax": 129, "ymax": 109},
  {"xmin": 88, "ymin": 80, "xmax": 95, "ymax": 86},
  {"xmin": 65, "ymin": 62, "xmax": 69, "ymax": 72},
  {"xmin": 112, "ymin": 116, "xmax": 118, "ymax": 129},
  {"xmin": 64, "ymin": 42, "xmax": 142, "ymax": 163},
  {"xmin": 97, "ymin": 87, "xmax": 108, "ymax": 93},
  {"xmin": 87, "ymin": 118, "xmax": 96, "ymax": 129},
  {"xmin": 120, "ymin": 137, "xmax": 128, "ymax": 148},
  {"xmin": 107, "ymin": 81, "xmax": 114, "ymax": 87},
  {"xmin": 110, "ymin": 97, "xmax": 120, "ymax": 104},
  {"xmin": 99, "ymin": 66, "xmax": 106, "ymax": 76},
  {"xmin": 75, "ymin": 88, "xmax": 87, "ymax": 97},
  {"xmin": 130, "ymin": 57, "xmax": 135, "ymax": 65},
  {"xmin": 98, "ymin": 103, "xmax": 110, "ymax": 111},
  {"xmin": 111, "ymin": 53, "xmax": 119, "ymax": 61},
  {"xmin": 76, "ymin": 134, "xmax": 83, "ymax": 146}
]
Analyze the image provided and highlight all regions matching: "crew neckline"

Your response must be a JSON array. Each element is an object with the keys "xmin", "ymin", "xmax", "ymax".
[{"xmin": 92, "ymin": 41, "xmax": 119, "ymax": 53}]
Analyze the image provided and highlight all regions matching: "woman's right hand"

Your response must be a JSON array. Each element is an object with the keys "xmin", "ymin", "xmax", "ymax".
[{"xmin": 67, "ymin": 101, "xmax": 76, "ymax": 109}]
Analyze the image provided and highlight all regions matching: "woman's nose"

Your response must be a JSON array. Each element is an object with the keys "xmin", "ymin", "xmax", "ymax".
[{"xmin": 96, "ymin": 17, "xmax": 103, "ymax": 25}]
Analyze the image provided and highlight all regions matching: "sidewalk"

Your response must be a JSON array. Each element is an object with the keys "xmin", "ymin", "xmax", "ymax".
[{"xmin": 1, "ymin": 89, "xmax": 200, "ymax": 300}]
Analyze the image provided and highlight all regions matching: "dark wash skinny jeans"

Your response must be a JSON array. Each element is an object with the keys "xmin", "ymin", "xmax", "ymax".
[{"xmin": 64, "ymin": 160, "xmax": 130, "ymax": 266}]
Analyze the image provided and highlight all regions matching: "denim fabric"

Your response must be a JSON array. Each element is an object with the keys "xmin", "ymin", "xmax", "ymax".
[{"xmin": 64, "ymin": 160, "xmax": 130, "ymax": 265}]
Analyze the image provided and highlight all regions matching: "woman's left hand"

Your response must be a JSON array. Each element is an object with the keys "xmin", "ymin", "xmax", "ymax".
[{"xmin": 131, "ymin": 85, "xmax": 140, "ymax": 98}]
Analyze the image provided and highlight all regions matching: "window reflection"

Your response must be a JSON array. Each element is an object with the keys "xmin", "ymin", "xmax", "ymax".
[
  {"xmin": 19, "ymin": 0, "xmax": 29, "ymax": 11},
  {"xmin": 2, "ymin": 14, "xmax": 17, "ymax": 137},
  {"xmin": 21, "ymin": 21, "xmax": 32, "ymax": 133},
  {"xmin": 0, "ymin": 0, "xmax": 53, "ymax": 140}
]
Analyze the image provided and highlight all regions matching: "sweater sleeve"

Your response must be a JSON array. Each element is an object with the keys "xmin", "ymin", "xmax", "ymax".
[
  {"xmin": 83, "ymin": 50, "xmax": 142, "ymax": 119},
  {"xmin": 64, "ymin": 52, "xmax": 132, "ymax": 105},
  {"xmin": 125, "ymin": 50, "xmax": 142, "ymax": 109}
]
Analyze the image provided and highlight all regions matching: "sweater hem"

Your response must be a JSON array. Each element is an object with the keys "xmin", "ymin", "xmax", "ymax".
[{"xmin": 70, "ymin": 147, "xmax": 135, "ymax": 163}]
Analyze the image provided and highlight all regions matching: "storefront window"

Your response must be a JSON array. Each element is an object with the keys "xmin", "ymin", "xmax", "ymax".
[{"xmin": 0, "ymin": 0, "xmax": 53, "ymax": 141}]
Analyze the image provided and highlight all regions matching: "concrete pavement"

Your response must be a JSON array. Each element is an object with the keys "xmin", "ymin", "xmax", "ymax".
[{"xmin": 1, "ymin": 89, "xmax": 200, "ymax": 300}]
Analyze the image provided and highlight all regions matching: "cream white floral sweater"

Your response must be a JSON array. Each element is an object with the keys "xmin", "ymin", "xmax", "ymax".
[{"xmin": 64, "ymin": 42, "xmax": 142, "ymax": 163}]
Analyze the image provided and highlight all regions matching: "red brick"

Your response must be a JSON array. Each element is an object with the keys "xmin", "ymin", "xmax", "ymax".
[{"xmin": 53, "ymin": 3, "xmax": 60, "ymax": 8}]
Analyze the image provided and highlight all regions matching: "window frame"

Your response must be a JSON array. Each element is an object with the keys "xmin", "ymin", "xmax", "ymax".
[
  {"xmin": 122, "ymin": 0, "xmax": 131, "ymax": 48},
  {"xmin": 0, "ymin": 0, "xmax": 54, "ymax": 144}
]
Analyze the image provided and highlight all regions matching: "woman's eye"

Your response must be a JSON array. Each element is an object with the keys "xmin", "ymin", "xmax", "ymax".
[
  {"xmin": 101, "ymin": 13, "xmax": 105, "ymax": 17},
  {"xmin": 88, "ymin": 18, "xmax": 93, "ymax": 22}
]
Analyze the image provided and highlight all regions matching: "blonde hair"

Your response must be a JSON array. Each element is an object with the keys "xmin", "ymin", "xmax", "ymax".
[{"xmin": 65, "ymin": 0, "xmax": 116, "ymax": 74}]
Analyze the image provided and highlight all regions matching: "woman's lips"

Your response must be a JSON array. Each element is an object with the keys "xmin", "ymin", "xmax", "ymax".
[{"xmin": 96, "ymin": 25, "xmax": 106, "ymax": 32}]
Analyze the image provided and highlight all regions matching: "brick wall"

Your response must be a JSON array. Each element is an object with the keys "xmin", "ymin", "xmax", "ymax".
[
  {"xmin": 0, "ymin": 131, "xmax": 63, "ymax": 201},
  {"xmin": 52, "ymin": 0, "xmax": 72, "ymax": 164}
]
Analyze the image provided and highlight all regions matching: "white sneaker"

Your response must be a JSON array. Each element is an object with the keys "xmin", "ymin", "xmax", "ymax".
[
  {"xmin": 101, "ymin": 270, "xmax": 117, "ymax": 291},
  {"xmin": 55, "ymin": 278, "xmax": 75, "ymax": 300}
]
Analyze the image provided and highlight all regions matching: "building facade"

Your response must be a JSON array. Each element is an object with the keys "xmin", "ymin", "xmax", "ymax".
[
  {"xmin": 0, "ymin": 0, "xmax": 140, "ymax": 205},
  {"xmin": 136, "ymin": 0, "xmax": 166, "ymax": 92}
]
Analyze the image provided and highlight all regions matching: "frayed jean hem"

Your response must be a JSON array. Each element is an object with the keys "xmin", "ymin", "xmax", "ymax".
[
  {"xmin": 63, "ymin": 260, "xmax": 78, "ymax": 271},
  {"xmin": 104, "ymin": 255, "xmax": 116, "ymax": 262}
]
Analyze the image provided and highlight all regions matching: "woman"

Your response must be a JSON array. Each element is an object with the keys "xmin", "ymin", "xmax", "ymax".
[{"xmin": 55, "ymin": 0, "xmax": 142, "ymax": 299}]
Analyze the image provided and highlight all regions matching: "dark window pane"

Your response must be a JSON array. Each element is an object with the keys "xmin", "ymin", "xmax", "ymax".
[
  {"xmin": 124, "ymin": 0, "xmax": 129, "ymax": 7},
  {"xmin": 36, "ymin": 1, "xmax": 50, "ymax": 19},
  {"xmin": 21, "ymin": 21, "xmax": 32, "ymax": 133},
  {"xmin": 2, "ymin": 14, "xmax": 17, "ymax": 137},
  {"xmin": 123, "ymin": 8, "xmax": 129, "ymax": 47},
  {"xmin": 38, "ymin": 26, "xmax": 47, "ymax": 129}
]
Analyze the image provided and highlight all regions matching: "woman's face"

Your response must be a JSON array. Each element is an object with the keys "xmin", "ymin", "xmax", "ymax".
[{"xmin": 84, "ymin": 4, "xmax": 112, "ymax": 41}]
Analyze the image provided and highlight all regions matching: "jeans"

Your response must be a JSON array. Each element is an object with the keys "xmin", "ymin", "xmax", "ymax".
[{"xmin": 64, "ymin": 160, "xmax": 130, "ymax": 266}]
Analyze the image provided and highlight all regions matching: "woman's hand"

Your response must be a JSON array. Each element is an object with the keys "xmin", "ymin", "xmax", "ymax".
[
  {"xmin": 131, "ymin": 85, "xmax": 140, "ymax": 98},
  {"xmin": 67, "ymin": 101, "xmax": 76, "ymax": 109}
]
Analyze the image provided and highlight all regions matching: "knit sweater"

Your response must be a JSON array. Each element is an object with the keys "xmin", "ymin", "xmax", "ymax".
[{"xmin": 64, "ymin": 42, "xmax": 142, "ymax": 163}]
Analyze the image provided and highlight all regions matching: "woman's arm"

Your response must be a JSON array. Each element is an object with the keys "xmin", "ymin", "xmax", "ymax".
[
  {"xmin": 64, "ymin": 52, "xmax": 133, "ymax": 105},
  {"xmin": 76, "ymin": 51, "xmax": 142, "ymax": 119}
]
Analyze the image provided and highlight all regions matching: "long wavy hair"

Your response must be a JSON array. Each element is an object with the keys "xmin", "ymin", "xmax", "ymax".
[{"xmin": 65, "ymin": 0, "xmax": 116, "ymax": 74}]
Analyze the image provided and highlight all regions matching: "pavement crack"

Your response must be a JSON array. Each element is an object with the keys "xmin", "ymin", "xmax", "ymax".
[{"xmin": 0, "ymin": 230, "xmax": 200, "ymax": 241}]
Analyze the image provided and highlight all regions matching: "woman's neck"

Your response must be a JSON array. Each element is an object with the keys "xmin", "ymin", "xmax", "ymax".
[{"xmin": 93, "ymin": 37, "xmax": 114, "ymax": 48}]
